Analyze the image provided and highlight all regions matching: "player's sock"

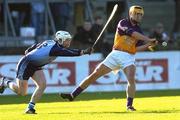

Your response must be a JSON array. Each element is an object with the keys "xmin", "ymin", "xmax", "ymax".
[
  {"xmin": 71, "ymin": 86, "xmax": 84, "ymax": 98},
  {"xmin": 4, "ymin": 80, "xmax": 12, "ymax": 88},
  {"xmin": 28, "ymin": 102, "xmax": 35, "ymax": 110},
  {"xmin": 127, "ymin": 97, "xmax": 134, "ymax": 107}
]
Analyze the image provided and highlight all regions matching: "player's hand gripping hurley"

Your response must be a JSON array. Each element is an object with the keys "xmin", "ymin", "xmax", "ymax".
[
  {"xmin": 148, "ymin": 39, "xmax": 167, "ymax": 51},
  {"xmin": 92, "ymin": 4, "xmax": 118, "ymax": 49}
]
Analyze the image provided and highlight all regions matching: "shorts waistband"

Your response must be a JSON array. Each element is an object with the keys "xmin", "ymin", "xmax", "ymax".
[{"xmin": 113, "ymin": 48, "xmax": 135, "ymax": 54}]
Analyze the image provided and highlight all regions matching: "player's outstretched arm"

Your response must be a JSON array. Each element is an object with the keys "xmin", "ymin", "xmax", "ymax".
[
  {"xmin": 132, "ymin": 31, "xmax": 156, "ymax": 42},
  {"xmin": 136, "ymin": 40, "xmax": 158, "ymax": 51}
]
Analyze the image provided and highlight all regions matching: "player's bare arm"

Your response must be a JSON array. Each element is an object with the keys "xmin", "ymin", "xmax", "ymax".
[
  {"xmin": 132, "ymin": 31, "xmax": 156, "ymax": 42},
  {"xmin": 136, "ymin": 40, "xmax": 158, "ymax": 51}
]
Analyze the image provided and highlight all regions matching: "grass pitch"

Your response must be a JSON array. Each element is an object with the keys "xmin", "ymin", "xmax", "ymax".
[{"xmin": 0, "ymin": 90, "xmax": 180, "ymax": 120}]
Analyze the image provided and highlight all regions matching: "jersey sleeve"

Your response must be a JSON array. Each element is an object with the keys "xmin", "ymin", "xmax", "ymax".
[
  {"xmin": 117, "ymin": 19, "xmax": 135, "ymax": 36},
  {"xmin": 136, "ymin": 40, "xmax": 145, "ymax": 46},
  {"xmin": 49, "ymin": 44, "xmax": 81, "ymax": 56}
]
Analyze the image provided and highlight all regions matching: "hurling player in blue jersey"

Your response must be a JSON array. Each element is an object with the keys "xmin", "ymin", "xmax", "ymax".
[{"xmin": 0, "ymin": 31, "xmax": 93, "ymax": 114}]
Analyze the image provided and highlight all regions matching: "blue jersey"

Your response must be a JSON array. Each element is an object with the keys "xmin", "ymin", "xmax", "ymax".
[{"xmin": 25, "ymin": 40, "xmax": 81, "ymax": 67}]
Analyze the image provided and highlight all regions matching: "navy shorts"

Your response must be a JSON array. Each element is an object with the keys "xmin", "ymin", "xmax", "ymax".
[{"xmin": 16, "ymin": 56, "xmax": 42, "ymax": 80}]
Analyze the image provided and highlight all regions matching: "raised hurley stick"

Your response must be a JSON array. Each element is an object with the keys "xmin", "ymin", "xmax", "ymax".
[{"xmin": 92, "ymin": 4, "xmax": 118, "ymax": 48}]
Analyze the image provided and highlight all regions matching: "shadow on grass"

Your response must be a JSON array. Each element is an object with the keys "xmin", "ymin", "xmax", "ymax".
[
  {"xmin": 139, "ymin": 109, "xmax": 180, "ymax": 113},
  {"xmin": 47, "ymin": 111, "xmax": 128, "ymax": 115},
  {"xmin": 47, "ymin": 109, "xmax": 180, "ymax": 115},
  {"xmin": 0, "ymin": 89, "xmax": 180, "ymax": 105}
]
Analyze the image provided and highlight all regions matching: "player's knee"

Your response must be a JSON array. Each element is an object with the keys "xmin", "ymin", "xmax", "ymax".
[
  {"xmin": 38, "ymin": 82, "xmax": 46, "ymax": 91},
  {"xmin": 128, "ymin": 82, "xmax": 135, "ymax": 89},
  {"xmin": 127, "ymin": 78, "xmax": 136, "ymax": 85}
]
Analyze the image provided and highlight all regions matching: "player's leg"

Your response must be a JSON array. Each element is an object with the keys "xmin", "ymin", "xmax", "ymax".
[
  {"xmin": 0, "ymin": 56, "xmax": 29, "ymax": 95},
  {"xmin": 79, "ymin": 64, "xmax": 112, "ymax": 89},
  {"xmin": 0, "ymin": 77, "xmax": 28, "ymax": 95},
  {"xmin": 25, "ymin": 70, "xmax": 46, "ymax": 114},
  {"xmin": 123, "ymin": 65, "xmax": 136, "ymax": 111},
  {"xmin": 16, "ymin": 79, "xmax": 28, "ymax": 96},
  {"xmin": 30, "ymin": 70, "xmax": 46, "ymax": 103},
  {"xmin": 61, "ymin": 63, "xmax": 112, "ymax": 101},
  {"xmin": 61, "ymin": 50, "xmax": 119, "ymax": 101}
]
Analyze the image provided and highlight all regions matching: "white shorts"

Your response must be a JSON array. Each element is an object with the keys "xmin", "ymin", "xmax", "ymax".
[{"xmin": 102, "ymin": 50, "xmax": 135, "ymax": 72}]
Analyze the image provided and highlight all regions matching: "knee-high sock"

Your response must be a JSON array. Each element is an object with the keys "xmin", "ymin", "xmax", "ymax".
[
  {"xmin": 5, "ymin": 81, "xmax": 19, "ymax": 94},
  {"xmin": 28, "ymin": 102, "xmax": 35, "ymax": 109},
  {"xmin": 127, "ymin": 97, "xmax": 134, "ymax": 107},
  {"xmin": 71, "ymin": 86, "xmax": 84, "ymax": 98}
]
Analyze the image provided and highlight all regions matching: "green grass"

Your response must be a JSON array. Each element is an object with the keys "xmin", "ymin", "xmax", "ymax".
[{"xmin": 0, "ymin": 89, "xmax": 180, "ymax": 120}]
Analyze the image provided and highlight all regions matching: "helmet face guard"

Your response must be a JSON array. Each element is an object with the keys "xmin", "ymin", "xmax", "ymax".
[
  {"xmin": 55, "ymin": 31, "xmax": 72, "ymax": 45},
  {"xmin": 129, "ymin": 6, "xmax": 144, "ymax": 24}
]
